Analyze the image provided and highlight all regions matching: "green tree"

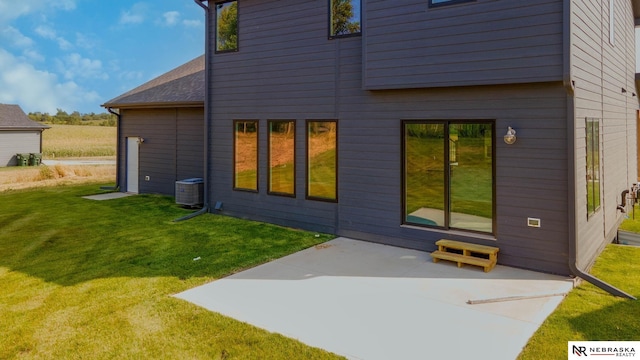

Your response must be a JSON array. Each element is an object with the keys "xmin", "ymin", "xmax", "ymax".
[
  {"xmin": 217, "ymin": 1, "xmax": 238, "ymax": 51},
  {"xmin": 331, "ymin": 0, "xmax": 360, "ymax": 36}
]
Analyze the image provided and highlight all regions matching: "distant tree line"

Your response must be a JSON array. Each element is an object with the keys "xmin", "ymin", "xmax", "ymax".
[{"xmin": 28, "ymin": 109, "xmax": 117, "ymax": 127}]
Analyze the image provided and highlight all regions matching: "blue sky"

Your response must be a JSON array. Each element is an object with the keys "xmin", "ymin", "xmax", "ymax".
[{"xmin": 0, "ymin": 0, "xmax": 204, "ymax": 114}]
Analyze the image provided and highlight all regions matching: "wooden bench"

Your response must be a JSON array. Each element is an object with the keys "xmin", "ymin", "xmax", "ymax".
[{"xmin": 430, "ymin": 239, "xmax": 499, "ymax": 272}]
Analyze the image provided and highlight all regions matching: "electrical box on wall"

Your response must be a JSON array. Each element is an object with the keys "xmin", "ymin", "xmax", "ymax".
[{"xmin": 527, "ymin": 218, "xmax": 541, "ymax": 228}]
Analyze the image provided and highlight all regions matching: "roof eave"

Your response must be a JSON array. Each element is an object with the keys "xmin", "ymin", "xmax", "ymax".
[
  {"xmin": 0, "ymin": 126, "xmax": 49, "ymax": 131},
  {"xmin": 101, "ymin": 101, "xmax": 204, "ymax": 110}
]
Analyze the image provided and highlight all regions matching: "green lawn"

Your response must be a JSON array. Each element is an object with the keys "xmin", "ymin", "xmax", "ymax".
[
  {"xmin": 0, "ymin": 184, "xmax": 342, "ymax": 359},
  {"xmin": 518, "ymin": 229, "xmax": 640, "ymax": 359},
  {"xmin": 5, "ymin": 184, "xmax": 639, "ymax": 359}
]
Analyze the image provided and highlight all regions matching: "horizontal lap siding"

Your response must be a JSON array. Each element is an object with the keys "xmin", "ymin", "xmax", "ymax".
[
  {"xmin": 208, "ymin": 1, "xmax": 569, "ymax": 274},
  {"xmin": 572, "ymin": 0, "xmax": 637, "ymax": 270},
  {"xmin": 122, "ymin": 109, "xmax": 176, "ymax": 195},
  {"xmin": 209, "ymin": 0, "xmax": 339, "ymax": 233},
  {"xmin": 337, "ymin": 84, "xmax": 569, "ymax": 275},
  {"xmin": 120, "ymin": 109, "xmax": 180, "ymax": 195},
  {"xmin": 177, "ymin": 108, "xmax": 204, "ymax": 181},
  {"xmin": 364, "ymin": 0, "xmax": 564, "ymax": 89},
  {"xmin": 0, "ymin": 131, "xmax": 41, "ymax": 166}
]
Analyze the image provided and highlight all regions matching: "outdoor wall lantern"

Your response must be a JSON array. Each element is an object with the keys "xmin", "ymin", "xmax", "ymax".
[
  {"xmin": 503, "ymin": 127, "xmax": 517, "ymax": 145},
  {"xmin": 138, "ymin": 137, "xmax": 145, "ymax": 144}
]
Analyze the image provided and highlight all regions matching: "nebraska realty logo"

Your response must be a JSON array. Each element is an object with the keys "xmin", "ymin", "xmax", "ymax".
[{"xmin": 569, "ymin": 342, "xmax": 639, "ymax": 358}]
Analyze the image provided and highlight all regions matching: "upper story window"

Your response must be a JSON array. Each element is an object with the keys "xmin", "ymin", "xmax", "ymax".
[
  {"xmin": 428, "ymin": 0, "xmax": 475, "ymax": 8},
  {"xmin": 330, "ymin": 0, "xmax": 361, "ymax": 38},
  {"xmin": 216, "ymin": 1, "xmax": 238, "ymax": 52}
]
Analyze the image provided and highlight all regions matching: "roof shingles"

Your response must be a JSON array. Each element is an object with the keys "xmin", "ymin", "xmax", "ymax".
[
  {"xmin": 0, "ymin": 104, "xmax": 49, "ymax": 130},
  {"xmin": 102, "ymin": 55, "xmax": 204, "ymax": 108}
]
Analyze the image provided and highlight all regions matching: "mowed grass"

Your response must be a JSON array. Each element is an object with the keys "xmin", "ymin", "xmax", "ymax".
[
  {"xmin": 0, "ymin": 184, "xmax": 341, "ymax": 360},
  {"xmin": 518, "ymin": 217, "xmax": 640, "ymax": 359},
  {"xmin": 43, "ymin": 124, "xmax": 116, "ymax": 158}
]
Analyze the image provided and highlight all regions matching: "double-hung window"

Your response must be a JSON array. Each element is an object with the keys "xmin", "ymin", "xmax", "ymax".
[{"xmin": 403, "ymin": 121, "xmax": 494, "ymax": 234}]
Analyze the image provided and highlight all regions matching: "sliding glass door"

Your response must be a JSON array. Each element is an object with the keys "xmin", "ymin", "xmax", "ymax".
[{"xmin": 403, "ymin": 121, "xmax": 494, "ymax": 234}]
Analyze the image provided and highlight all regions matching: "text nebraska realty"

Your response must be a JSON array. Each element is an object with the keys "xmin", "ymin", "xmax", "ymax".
[{"xmin": 573, "ymin": 345, "xmax": 636, "ymax": 357}]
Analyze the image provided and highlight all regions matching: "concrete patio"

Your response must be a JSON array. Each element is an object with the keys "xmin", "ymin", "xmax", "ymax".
[{"xmin": 175, "ymin": 237, "xmax": 574, "ymax": 360}]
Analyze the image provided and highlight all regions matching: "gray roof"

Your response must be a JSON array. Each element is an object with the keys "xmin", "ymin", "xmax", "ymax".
[
  {"xmin": 102, "ymin": 55, "xmax": 204, "ymax": 109},
  {"xmin": 0, "ymin": 104, "xmax": 49, "ymax": 130}
]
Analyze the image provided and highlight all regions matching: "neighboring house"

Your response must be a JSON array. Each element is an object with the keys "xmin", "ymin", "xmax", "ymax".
[
  {"xmin": 102, "ymin": 55, "xmax": 205, "ymax": 195},
  {"xmin": 0, "ymin": 104, "xmax": 49, "ymax": 167}
]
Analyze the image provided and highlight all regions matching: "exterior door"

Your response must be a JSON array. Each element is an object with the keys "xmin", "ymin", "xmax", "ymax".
[
  {"xmin": 127, "ymin": 137, "xmax": 139, "ymax": 193},
  {"xmin": 403, "ymin": 121, "xmax": 495, "ymax": 234}
]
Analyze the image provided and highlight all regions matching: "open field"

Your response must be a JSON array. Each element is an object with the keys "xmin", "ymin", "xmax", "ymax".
[
  {"xmin": 42, "ymin": 124, "xmax": 116, "ymax": 158},
  {"xmin": 0, "ymin": 184, "xmax": 340, "ymax": 359},
  {"xmin": 0, "ymin": 163, "xmax": 115, "ymax": 192},
  {"xmin": 2, "ymin": 124, "xmax": 117, "ymax": 191}
]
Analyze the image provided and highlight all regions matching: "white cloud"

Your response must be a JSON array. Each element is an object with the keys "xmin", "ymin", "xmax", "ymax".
[
  {"xmin": 0, "ymin": 48, "xmax": 99, "ymax": 113},
  {"xmin": 34, "ymin": 25, "xmax": 56, "ymax": 39},
  {"xmin": 120, "ymin": 12, "xmax": 144, "ymax": 25},
  {"xmin": 119, "ymin": 3, "xmax": 148, "ymax": 25},
  {"xmin": 0, "ymin": 0, "xmax": 76, "ymax": 24},
  {"xmin": 34, "ymin": 25, "xmax": 73, "ymax": 50},
  {"xmin": 1, "ymin": 26, "xmax": 33, "ymax": 48},
  {"xmin": 183, "ymin": 19, "xmax": 202, "ymax": 28},
  {"xmin": 21, "ymin": 49, "xmax": 44, "ymax": 62},
  {"xmin": 57, "ymin": 53, "xmax": 108, "ymax": 81},
  {"xmin": 57, "ymin": 37, "xmax": 73, "ymax": 50},
  {"xmin": 75, "ymin": 32, "xmax": 98, "ymax": 49},
  {"xmin": 118, "ymin": 70, "xmax": 143, "ymax": 82},
  {"xmin": 162, "ymin": 11, "xmax": 180, "ymax": 26}
]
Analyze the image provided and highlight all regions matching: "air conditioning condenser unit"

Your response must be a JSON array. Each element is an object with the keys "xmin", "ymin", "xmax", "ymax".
[{"xmin": 175, "ymin": 178, "xmax": 204, "ymax": 207}]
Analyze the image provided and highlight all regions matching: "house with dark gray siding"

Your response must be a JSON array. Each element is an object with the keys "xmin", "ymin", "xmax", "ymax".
[
  {"xmin": 0, "ymin": 104, "xmax": 49, "ymax": 167},
  {"xmin": 107, "ymin": 0, "xmax": 639, "ymax": 283},
  {"xmin": 102, "ymin": 55, "xmax": 204, "ymax": 195},
  {"xmin": 196, "ymin": 0, "xmax": 640, "ymax": 279}
]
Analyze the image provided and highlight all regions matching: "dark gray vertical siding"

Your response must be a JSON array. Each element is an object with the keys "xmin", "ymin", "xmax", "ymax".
[
  {"xmin": 572, "ymin": 0, "xmax": 637, "ymax": 270},
  {"xmin": 119, "ymin": 107, "xmax": 204, "ymax": 195},
  {"xmin": 363, "ymin": 0, "xmax": 564, "ymax": 89},
  {"xmin": 206, "ymin": 0, "xmax": 573, "ymax": 274}
]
